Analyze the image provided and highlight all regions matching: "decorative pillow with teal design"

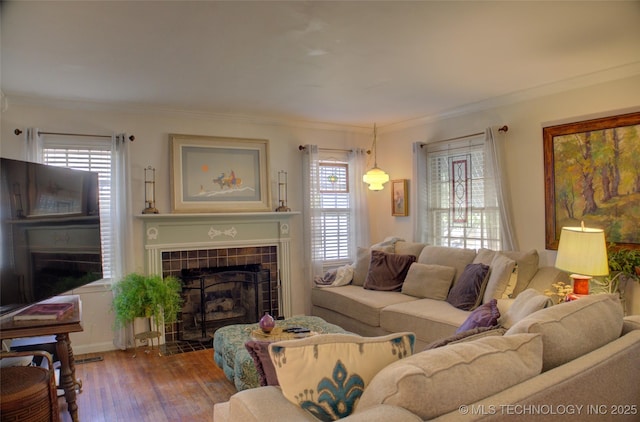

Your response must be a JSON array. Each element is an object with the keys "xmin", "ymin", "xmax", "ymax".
[{"xmin": 268, "ymin": 332, "xmax": 415, "ymax": 422}]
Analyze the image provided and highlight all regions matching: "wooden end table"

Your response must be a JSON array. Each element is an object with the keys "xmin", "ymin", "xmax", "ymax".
[{"xmin": 0, "ymin": 295, "xmax": 83, "ymax": 422}]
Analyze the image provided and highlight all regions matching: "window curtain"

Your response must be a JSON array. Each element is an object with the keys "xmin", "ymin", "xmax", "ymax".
[
  {"xmin": 302, "ymin": 145, "xmax": 323, "ymax": 283},
  {"xmin": 413, "ymin": 142, "xmax": 428, "ymax": 243},
  {"xmin": 349, "ymin": 148, "xmax": 370, "ymax": 250},
  {"xmin": 25, "ymin": 128, "xmax": 42, "ymax": 162},
  {"xmin": 111, "ymin": 133, "xmax": 135, "ymax": 350},
  {"xmin": 484, "ymin": 127, "xmax": 518, "ymax": 250},
  {"xmin": 413, "ymin": 126, "xmax": 516, "ymax": 250}
]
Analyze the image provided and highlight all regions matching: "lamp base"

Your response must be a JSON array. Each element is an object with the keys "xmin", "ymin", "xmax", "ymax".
[{"xmin": 570, "ymin": 274, "xmax": 591, "ymax": 295}]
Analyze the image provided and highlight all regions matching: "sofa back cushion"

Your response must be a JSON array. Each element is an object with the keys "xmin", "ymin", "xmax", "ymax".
[
  {"xmin": 401, "ymin": 263, "xmax": 455, "ymax": 300},
  {"xmin": 506, "ymin": 293, "xmax": 623, "ymax": 371},
  {"xmin": 418, "ymin": 246, "xmax": 477, "ymax": 285},
  {"xmin": 269, "ymin": 332, "xmax": 415, "ymax": 422},
  {"xmin": 394, "ymin": 241, "xmax": 427, "ymax": 259},
  {"xmin": 353, "ymin": 245, "xmax": 394, "ymax": 286},
  {"xmin": 356, "ymin": 333, "xmax": 542, "ymax": 420}
]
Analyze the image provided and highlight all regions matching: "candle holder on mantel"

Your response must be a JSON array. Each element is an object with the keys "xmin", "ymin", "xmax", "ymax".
[
  {"xmin": 275, "ymin": 170, "xmax": 291, "ymax": 212},
  {"xmin": 142, "ymin": 166, "xmax": 159, "ymax": 214}
]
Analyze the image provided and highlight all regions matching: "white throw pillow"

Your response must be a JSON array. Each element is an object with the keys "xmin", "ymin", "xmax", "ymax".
[
  {"xmin": 482, "ymin": 252, "xmax": 516, "ymax": 303},
  {"xmin": 269, "ymin": 332, "xmax": 415, "ymax": 421}
]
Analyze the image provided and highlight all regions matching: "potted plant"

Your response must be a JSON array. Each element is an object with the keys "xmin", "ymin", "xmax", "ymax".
[
  {"xmin": 112, "ymin": 273, "xmax": 183, "ymax": 330},
  {"xmin": 592, "ymin": 245, "xmax": 640, "ymax": 305}
]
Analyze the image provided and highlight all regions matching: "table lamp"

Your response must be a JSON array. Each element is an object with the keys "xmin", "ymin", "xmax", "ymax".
[{"xmin": 555, "ymin": 223, "xmax": 609, "ymax": 295}]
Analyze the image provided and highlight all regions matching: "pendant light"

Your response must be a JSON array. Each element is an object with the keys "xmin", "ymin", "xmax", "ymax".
[{"xmin": 362, "ymin": 123, "xmax": 389, "ymax": 191}]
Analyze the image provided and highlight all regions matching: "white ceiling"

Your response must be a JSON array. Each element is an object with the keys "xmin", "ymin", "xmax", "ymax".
[{"xmin": 2, "ymin": 1, "xmax": 640, "ymax": 128}]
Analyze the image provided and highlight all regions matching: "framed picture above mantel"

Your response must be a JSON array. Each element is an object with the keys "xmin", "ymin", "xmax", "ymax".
[
  {"xmin": 170, "ymin": 134, "xmax": 271, "ymax": 213},
  {"xmin": 543, "ymin": 111, "xmax": 640, "ymax": 250}
]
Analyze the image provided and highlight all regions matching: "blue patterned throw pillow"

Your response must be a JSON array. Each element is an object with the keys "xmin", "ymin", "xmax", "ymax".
[{"xmin": 269, "ymin": 332, "xmax": 415, "ymax": 421}]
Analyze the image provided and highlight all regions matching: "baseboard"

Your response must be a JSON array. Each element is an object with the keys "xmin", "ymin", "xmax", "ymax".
[{"xmin": 72, "ymin": 341, "xmax": 117, "ymax": 355}]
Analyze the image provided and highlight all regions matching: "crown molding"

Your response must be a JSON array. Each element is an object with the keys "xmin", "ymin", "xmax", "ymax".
[
  {"xmin": 6, "ymin": 61, "xmax": 639, "ymax": 135},
  {"xmin": 385, "ymin": 62, "xmax": 640, "ymax": 132},
  {"xmin": 4, "ymin": 94, "xmax": 369, "ymax": 134}
]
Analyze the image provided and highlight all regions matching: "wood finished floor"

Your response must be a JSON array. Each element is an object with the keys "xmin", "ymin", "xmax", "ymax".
[{"xmin": 58, "ymin": 348, "xmax": 236, "ymax": 422}]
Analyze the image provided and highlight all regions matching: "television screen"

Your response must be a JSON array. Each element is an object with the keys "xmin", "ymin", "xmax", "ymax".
[{"xmin": 0, "ymin": 157, "xmax": 103, "ymax": 316}]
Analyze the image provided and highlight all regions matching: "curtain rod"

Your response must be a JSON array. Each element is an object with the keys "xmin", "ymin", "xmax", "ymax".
[
  {"xmin": 419, "ymin": 125, "xmax": 508, "ymax": 148},
  {"xmin": 298, "ymin": 145, "xmax": 355, "ymax": 153},
  {"xmin": 14, "ymin": 128, "xmax": 135, "ymax": 141}
]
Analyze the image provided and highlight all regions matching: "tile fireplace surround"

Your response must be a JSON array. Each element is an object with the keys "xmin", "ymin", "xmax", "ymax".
[{"xmin": 139, "ymin": 212, "xmax": 298, "ymax": 341}]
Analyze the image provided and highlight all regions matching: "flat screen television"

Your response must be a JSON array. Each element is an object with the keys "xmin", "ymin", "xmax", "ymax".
[{"xmin": 0, "ymin": 157, "xmax": 103, "ymax": 316}]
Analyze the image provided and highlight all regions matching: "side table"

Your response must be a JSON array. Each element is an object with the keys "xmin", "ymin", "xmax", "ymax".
[{"xmin": 0, "ymin": 295, "xmax": 83, "ymax": 422}]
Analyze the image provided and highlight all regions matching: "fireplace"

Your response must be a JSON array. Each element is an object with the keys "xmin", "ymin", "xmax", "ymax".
[
  {"xmin": 177, "ymin": 263, "xmax": 271, "ymax": 340},
  {"xmin": 140, "ymin": 212, "xmax": 297, "ymax": 343}
]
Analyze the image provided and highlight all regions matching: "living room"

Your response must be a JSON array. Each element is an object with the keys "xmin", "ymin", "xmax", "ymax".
[{"xmin": 1, "ymin": 1, "xmax": 639, "ymax": 421}]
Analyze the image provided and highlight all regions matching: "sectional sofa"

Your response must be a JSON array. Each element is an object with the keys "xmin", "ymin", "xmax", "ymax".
[
  {"xmin": 214, "ymin": 294, "xmax": 640, "ymax": 421},
  {"xmin": 311, "ymin": 240, "xmax": 568, "ymax": 350}
]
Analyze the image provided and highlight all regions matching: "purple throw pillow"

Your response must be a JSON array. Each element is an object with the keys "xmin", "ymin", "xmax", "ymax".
[
  {"xmin": 456, "ymin": 298, "xmax": 500, "ymax": 333},
  {"xmin": 245, "ymin": 340, "xmax": 279, "ymax": 386},
  {"xmin": 446, "ymin": 263, "xmax": 490, "ymax": 311},
  {"xmin": 363, "ymin": 250, "xmax": 416, "ymax": 291}
]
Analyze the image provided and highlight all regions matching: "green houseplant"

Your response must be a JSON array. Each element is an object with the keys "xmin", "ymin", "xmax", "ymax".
[
  {"xmin": 112, "ymin": 273, "xmax": 183, "ymax": 330},
  {"xmin": 592, "ymin": 245, "xmax": 640, "ymax": 309}
]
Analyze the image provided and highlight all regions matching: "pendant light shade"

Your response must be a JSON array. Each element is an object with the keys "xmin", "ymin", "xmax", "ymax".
[{"xmin": 363, "ymin": 123, "xmax": 389, "ymax": 191}]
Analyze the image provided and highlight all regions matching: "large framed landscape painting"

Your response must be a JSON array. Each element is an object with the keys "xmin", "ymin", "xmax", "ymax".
[
  {"xmin": 544, "ymin": 111, "xmax": 640, "ymax": 250},
  {"xmin": 170, "ymin": 134, "xmax": 271, "ymax": 212}
]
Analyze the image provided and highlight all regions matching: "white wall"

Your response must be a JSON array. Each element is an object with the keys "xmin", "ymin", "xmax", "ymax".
[
  {"xmin": 2, "ymin": 74, "xmax": 639, "ymax": 352},
  {"xmin": 371, "ymin": 74, "xmax": 640, "ymax": 314},
  {"xmin": 0, "ymin": 102, "xmax": 369, "ymax": 352}
]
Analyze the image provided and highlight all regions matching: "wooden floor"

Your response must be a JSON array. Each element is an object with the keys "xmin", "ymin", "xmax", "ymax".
[{"xmin": 58, "ymin": 347, "xmax": 236, "ymax": 422}]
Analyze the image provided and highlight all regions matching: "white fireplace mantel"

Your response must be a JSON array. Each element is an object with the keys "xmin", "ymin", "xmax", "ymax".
[{"xmin": 138, "ymin": 212, "xmax": 299, "ymax": 317}]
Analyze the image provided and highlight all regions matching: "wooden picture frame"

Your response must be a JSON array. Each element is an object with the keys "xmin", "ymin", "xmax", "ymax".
[
  {"xmin": 170, "ymin": 134, "xmax": 271, "ymax": 213},
  {"xmin": 391, "ymin": 179, "xmax": 408, "ymax": 216},
  {"xmin": 543, "ymin": 111, "xmax": 640, "ymax": 250}
]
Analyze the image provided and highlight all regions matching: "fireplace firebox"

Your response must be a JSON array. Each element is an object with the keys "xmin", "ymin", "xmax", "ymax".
[{"xmin": 178, "ymin": 264, "xmax": 271, "ymax": 341}]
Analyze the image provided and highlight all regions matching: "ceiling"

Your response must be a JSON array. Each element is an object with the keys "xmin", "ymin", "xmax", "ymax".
[{"xmin": 2, "ymin": 1, "xmax": 640, "ymax": 128}]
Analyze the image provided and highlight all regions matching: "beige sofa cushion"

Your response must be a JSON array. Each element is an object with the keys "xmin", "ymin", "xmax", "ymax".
[
  {"xmin": 474, "ymin": 248, "xmax": 539, "ymax": 297},
  {"xmin": 381, "ymin": 299, "xmax": 470, "ymax": 344},
  {"xmin": 356, "ymin": 333, "xmax": 542, "ymax": 420},
  {"xmin": 394, "ymin": 241, "xmax": 427, "ymax": 258},
  {"xmin": 417, "ymin": 246, "xmax": 476, "ymax": 285},
  {"xmin": 269, "ymin": 332, "xmax": 415, "ymax": 421},
  {"xmin": 506, "ymin": 293, "xmax": 623, "ymax": 371},
  {"xmin": 353, "ymin": 245, "xmax": 394, "ymax": 286},
  {"xmin": 311, "ymin": 285, "xmax": 417, "ymax": 327},
  {"xmin": 482, "ymin": 252, "xmax": 516, "ymax": 303},
  {"xmin": 401, "ymin": 263, "xmax": 455, "ymax": 300},
  {"xmin": 498, "ymin": 288, "xmax": 553, "ymax": 329}
]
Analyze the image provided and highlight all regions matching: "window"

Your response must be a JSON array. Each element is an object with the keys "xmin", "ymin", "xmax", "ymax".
[
  {"xmin": 312, "ymin": 157, "xmax": 352, "ymax": 267},
  {"xmin": 424, "ymin": 137, "xmax": 501, "ymax": 250},
  {"xmin": 42, "ymin": 140, "xmax": 113, "ymax": 278}
]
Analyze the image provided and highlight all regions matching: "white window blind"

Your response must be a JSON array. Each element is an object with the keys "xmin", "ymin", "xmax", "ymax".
[
  {"xmin": 42, "ymin": 141, "xmax": 113, "ymax": 278},
  {"xmin": 425, "ymin": 137, "xmax": 501, "ymax": 250},
  {"xmin": 313, "ymin": 159, "xmax": 351, "ymax": 266}
]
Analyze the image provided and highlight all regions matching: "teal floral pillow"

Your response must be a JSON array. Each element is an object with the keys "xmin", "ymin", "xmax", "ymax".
[{"xmin": 269, "ymin": 332, "xmax": 415, "ymax": 421}]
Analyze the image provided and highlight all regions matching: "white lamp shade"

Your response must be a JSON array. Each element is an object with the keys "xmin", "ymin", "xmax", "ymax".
[
  {"xmin": 555, "ymin": 226, "xmax": 609, "ymax": 276},
  {"xmin": 362, "ymin": 167, "xmax": 389, "ymax": 191}
]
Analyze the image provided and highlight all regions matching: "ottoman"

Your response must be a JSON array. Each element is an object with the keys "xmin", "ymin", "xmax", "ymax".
[{"xmin": 213, "ymin": 315, "xmax": 348, "ymax": 391}]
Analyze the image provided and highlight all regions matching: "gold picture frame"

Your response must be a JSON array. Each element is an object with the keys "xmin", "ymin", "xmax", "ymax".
[
  {"xmin": 391, "ymin": 179, "xmax": 408, "ymax": 216},
  {"xmin": 543, "ymin": 111, "xmax": 640, "ymax": 250},
  {"xmin": 170, "ymin": 134, "xmax": 271, "ymax": 213}
]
